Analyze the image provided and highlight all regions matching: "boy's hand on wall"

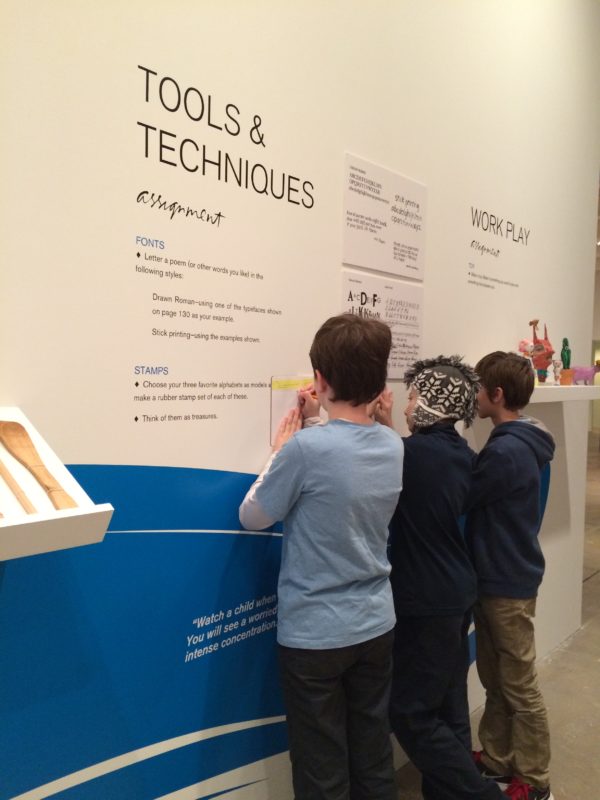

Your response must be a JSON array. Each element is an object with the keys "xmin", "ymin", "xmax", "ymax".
[
  {"xmin": 273, "ymin": 407, "xmax": 302, "ymax": 452},
  {"xmin": 372, "ymin": 388, "xmax": 394, "ymax": 428}
]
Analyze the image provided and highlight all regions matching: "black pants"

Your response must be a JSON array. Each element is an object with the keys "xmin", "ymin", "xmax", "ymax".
[
  {"xmin": 278, "ymin": 630, "xmax": 396, "ymax": 800},
  {"xmin": 389, "ymin": 613, "xmax": 503, "ymax": 800}
]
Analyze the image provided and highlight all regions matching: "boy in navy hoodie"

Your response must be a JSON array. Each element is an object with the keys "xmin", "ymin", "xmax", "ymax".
[
  {"xmin": 466, "ymin": 351, "xmax": 555, "ymax": 800},
  {"xmin": 377, "ymin": 355, "xmax": 504, "ymax": 800}
]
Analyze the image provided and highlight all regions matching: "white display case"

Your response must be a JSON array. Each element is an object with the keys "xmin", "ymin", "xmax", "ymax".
[{"xmin": 0, "ymin": 407, "xmax": 113, "ymax": 560}]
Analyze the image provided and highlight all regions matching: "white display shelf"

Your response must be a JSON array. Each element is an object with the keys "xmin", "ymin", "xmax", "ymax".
[
  {"xmin": 0, "ymin": 407, "xmax": 113, "ymax": 560},
  {"xmin": 530, "ymin": 384, "xmax": 600, "ymax": 403}
]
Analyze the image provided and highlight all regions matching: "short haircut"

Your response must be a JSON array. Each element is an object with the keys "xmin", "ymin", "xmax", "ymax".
[
  {"xmin": 309, "ymin": 313, "xmax": 391, "ymax": 405},
  {"xmin": 475, "ymin": 351, "xmax": 535, "ymax": 411}
]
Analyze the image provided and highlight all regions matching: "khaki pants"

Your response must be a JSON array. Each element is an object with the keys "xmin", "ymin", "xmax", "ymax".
[{"xmin": 474, "ymin": 596, "xmax": 551, "ymax": 789}]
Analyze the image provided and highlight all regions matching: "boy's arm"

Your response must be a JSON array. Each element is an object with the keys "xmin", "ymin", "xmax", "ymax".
[
  {"xmin": 465, "ymin": 444, "xmax": 518, "ymax": 511},
  {"xmin": 239, "ymin": 409, "xmax": 304, "ymax": 530},
  {"xmin": 239, "ymin": 452, "xmax": 279, "ymax": 530}
]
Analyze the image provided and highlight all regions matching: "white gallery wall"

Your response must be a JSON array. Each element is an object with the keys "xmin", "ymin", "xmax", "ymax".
[
  {"xmin": 1, "ymin": 2, "xmax": 599, "ymax": 798},
  {"xmin": 593, "ymin": 274, "xmax": 600, "ymax": 340}
]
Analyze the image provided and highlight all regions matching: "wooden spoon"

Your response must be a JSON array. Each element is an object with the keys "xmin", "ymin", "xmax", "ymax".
[
  {"xmin": 0, "ymin": 421, "xmax": 77, "ymax": 510},
  {"xmin": 0, "ymin": 458, "xmax": 37, "ymax": 514}
]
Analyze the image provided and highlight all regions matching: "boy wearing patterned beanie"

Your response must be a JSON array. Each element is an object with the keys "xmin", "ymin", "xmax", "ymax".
[{"xmin": 377, "ymin": 355, "xmax": 503, "ymax": 800}]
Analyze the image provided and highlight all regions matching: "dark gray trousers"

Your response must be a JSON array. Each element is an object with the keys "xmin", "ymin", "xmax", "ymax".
[
  {"xmin": 389, "ymin": 613, "xmax": 503, "ymax": 800},
  {"xmin": 278, "ymin": 630, "xmax": 396, "ymax": 800}
]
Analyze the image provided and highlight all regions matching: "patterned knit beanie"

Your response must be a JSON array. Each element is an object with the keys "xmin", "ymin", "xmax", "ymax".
[{"xmin": 404, "ymin": 355, "xmax": 480, "ymax": 430}]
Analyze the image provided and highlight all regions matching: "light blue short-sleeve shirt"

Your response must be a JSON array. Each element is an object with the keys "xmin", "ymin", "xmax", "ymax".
[{"xmin": 254, "ymin": 419, "xmax": 403, "ymax": 649}]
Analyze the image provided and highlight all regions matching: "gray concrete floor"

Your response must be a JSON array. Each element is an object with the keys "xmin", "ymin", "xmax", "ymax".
[{"xmin": 395, "ymin": 432, "xmax": 600, "ymax": 799}]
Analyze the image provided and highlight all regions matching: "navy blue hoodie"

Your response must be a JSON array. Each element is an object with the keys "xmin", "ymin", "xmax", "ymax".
[
  {"xmin": 465, "ymin": 417, "xmax": 555, "ymax": 598},
  {"xmin": 389, "ymin": 422, "xmax": 477, "ymax": 616}
]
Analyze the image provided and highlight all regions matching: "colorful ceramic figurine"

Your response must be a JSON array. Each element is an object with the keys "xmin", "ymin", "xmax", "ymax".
[
  {"xmin": 561, "ymin": 338, "xmax": 571, "ymax": 369},
  {"xmin": 572, "ymin": 365, "xmax": 600, "ymax": 385},
  {"xmin": 517, "ymin": 339, "xmax": 536, "ymax": 383},
  {"xmin": 552, "ymin": 359, "xmax": 562, "ymax": 385},
  {"xmin": 518, "ymin": 339, "xmax": 534, "ymax": 359},
  {"xmin": 529, "ymin": 319, "xmax": 554, "ymax": 383}
]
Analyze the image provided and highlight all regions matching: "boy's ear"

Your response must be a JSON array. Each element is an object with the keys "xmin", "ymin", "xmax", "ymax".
[
  {"xmin": 314, "ymin": 370, "xmax": 328, "ymax": 393},
  {"xmin": 490, "ymin": 386, "xmax": 504, "ymax": 405}
]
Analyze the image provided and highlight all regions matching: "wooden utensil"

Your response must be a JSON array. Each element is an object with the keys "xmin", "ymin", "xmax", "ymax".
[
  {"xmin": 0, "ymin": 421, "xmax": 77, "ymax": 510},
  {"xmin": 0, "ymin": 458, "xmax": 37, "ymax": 514}
]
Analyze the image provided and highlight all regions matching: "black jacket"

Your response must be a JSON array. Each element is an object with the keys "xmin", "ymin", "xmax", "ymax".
[{"xmin": 389, "ymin": 422, "xmax": 477, "ymax": 616}]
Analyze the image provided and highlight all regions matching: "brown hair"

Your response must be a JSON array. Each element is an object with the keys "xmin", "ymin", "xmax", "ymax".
[
  {"xmin": 475, "ymin": 351, "xmax": 534, "ymax": 411},
  {"xmin": 309, "ymin": 313, "xmax": 391, "ymax": 405}
]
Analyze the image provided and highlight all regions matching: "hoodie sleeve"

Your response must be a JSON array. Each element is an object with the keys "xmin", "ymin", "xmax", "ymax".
[{"xmin": 465, "ymin": 441, "xmax": 519, "ymax": 510}]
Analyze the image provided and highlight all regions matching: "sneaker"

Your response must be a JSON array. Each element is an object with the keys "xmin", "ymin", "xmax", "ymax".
[
  {"xmin": 472, "ymin": 750, "xmax": 513, "ymax": 786},
  {"xmin": 504, "ymin": 777, "xmax": 554, "ymax": 800}
]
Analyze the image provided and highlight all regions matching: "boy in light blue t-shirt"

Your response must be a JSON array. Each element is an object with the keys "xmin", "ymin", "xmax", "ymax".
[{"xmin": 240, "ymin": 313, "xmax": 403, "ymax": 800}]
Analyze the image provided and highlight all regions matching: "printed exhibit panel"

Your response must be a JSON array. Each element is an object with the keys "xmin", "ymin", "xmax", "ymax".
[
  {"xmin": 342, "ymin": 153, "xmax": 427, "ymax": 280},
  {"xmin": 340, "ymin": 270, "xmax": 423, "ymax": 378},
  {"xmin": 1, "ymin": 2, "xmax": 599, "ymax": 799}
]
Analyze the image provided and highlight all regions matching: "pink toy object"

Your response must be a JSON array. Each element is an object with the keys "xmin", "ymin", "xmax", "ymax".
[
  {"xmin": 518, "ymin": 339, "xmax": 534, "ymax": 357},
  {"xmin": 528, "ymin": 319, "xmax": 554, "ymax": 383},
  {"xmin": 572, "ymin": 365, "xmax": 600, "ymax": 385},
  {"xmin": 517, "ymin": 340, "xmax": 536, "ymax": 379}
]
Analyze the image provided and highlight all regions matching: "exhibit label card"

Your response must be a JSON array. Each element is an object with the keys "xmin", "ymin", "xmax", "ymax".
[
  {"xmin": 342, "ymin": 153, "xmax": 427, "ymax": 280},
  {"xmin": 341, "ymin": 270, "xmax": 423, "ymax": 379}
]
